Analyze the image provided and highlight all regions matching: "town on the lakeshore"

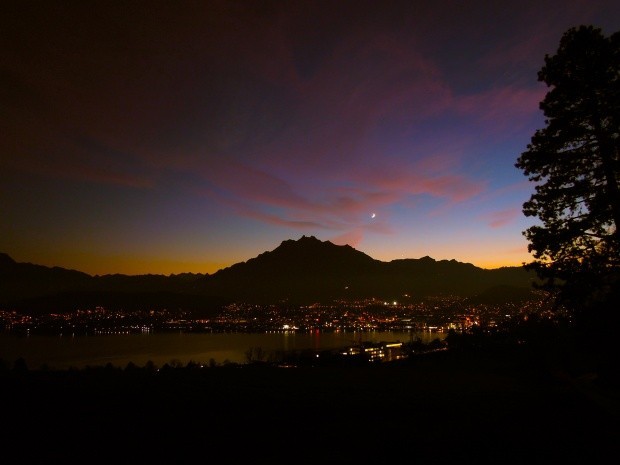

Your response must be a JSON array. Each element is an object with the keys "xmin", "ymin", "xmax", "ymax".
[{"xmin": 1, "ymin": 291, "xmax": 559, "ymax": 337}]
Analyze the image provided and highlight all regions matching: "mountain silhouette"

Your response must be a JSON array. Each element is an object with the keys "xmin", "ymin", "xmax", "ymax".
[
  {"xmin": 0, "ymin": 236, "xmax": 538, "ymax": 312},
  {"xmin": 204, "ymin": 235, "xmax": 380, "ymax": 302},
  {"xmin": 202, "ymin": 236, "xmax": 537, "ymax": 303},
  {"xmin": 0, "ymin": 252, "xmax": 92, "ymax": 303}
]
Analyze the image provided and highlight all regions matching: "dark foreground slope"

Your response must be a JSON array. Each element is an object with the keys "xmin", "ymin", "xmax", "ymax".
[{"xmin": 3, "ymin": 347, "xmax": 619, "ymax": 465}]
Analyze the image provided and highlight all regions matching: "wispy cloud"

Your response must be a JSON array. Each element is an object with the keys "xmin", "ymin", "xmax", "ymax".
[
  {"xmin": 486, "ymin": 208, "xmax": 522, "ymax": 228},
  {"xmin": 330, "ymin": 230, "xmax": 364, "ymax": 248}
]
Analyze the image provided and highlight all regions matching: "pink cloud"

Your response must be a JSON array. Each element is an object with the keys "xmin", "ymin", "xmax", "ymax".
[
  {"xmin": 201, "ymin": 156, "xmax": 483, "ymax": 231},
  {"xmin": 330, "ymin": 230, "xmax": 364, "ymax": 248},
  {"xmin": 4, "ymin": 2, "xmax": 550, "ymax": 244},
  {"xmin": 357, "ymin": 159, "xmax": 485, "ymax": 204},
  {"xmin": 454, "ymin": 86, "xmax": 546, "ymax": 132},
  {"xmin": 486, "ymin": 208, "xmax": 522, "ymax": 228},
  {"xmin": 241, "ymin": 210, "xmax": 327, "ymax": 230}
]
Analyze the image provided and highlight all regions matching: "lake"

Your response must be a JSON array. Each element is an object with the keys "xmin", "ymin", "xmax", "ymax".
[{"xmin": 0, "ymin": 329, "xmax": 446, "ymax": 369}]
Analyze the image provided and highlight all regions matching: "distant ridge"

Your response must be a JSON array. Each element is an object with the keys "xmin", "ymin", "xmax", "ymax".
[{"xmin": 0, "ymin": 236, "xmax": 538, "ymax": 312}]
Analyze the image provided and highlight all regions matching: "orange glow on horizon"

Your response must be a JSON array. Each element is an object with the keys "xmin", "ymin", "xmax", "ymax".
[{"xmin": 7, "ymin": 237, "xmax": 535, "ymax": 276}]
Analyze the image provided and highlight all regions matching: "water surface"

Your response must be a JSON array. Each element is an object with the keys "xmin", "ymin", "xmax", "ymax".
[{"xmin": 0, "ymin": 330, "xmax": 446, "ymax": 369}]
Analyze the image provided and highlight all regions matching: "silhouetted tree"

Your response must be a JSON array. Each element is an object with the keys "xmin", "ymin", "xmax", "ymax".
[
  {"xmin": 244, "ymin": 347, "xmax": 254, "ymax": 363},
  {"xmin": 515, "ymin": 25, "xmax": 620, "ymax": 332},
  {"xmin": 185, "ymin": 360, "xmax": 200, "ymax": 370},
  {"xmin": 244, "ymin": 346, "xmax": 266, "ymax": 363},
  {"xmin": 169, "ymin": 358, "xmax": 183, "ymax": 368},
  {"xmin": 144, "ymin": 360, "xmax": 156, "ymax": 372},
  {"xmin": 125, "ymin": 361, "xmax": 138, "ymax": 371}
]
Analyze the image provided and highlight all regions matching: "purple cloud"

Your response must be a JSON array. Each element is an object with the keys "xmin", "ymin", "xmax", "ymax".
[{"xmin": 486, "ymin": 208, "xmax": 522, "ymax": 228}]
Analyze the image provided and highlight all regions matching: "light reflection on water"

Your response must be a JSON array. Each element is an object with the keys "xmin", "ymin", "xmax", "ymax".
[{"xmin": 0, "ymin": 330, "xmax": 446, "ymax": 370}]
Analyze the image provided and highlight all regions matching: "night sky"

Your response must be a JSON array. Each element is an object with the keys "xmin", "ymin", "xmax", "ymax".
[{"xmin": 2, "ymin": 0, "xmax": 619, "ymax": 276}]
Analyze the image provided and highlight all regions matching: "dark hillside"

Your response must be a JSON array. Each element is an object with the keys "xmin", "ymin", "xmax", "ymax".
[
  {"xmin": 0, "ymin": 252, "xmax": 92, "ymax": 302},
  {"xmin": 204, "ymin": 235, "xmax": 381, "ymax": 302},
  {"xmin": 466, "ymin": 284, "xmax": 539, "ymax": 304},
  {"xmin": 2, "ymin": 346, "xmax": 618, "ymax": 465},
  {"xmin": 1, "ymin": 236, "xmax": 539, "ymax": 310},
  {"xmin": 200, "ymin": 236, "xmax": 538, "ymax": 303}
]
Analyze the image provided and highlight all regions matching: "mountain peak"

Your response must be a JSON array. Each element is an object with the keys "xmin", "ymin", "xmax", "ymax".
[
  {"xmin": 218, "ymin": 234, "xmax": 377, "ymax": 277},
  {"xmin": 274, "ymin": 235, "xmax": 361, "ymax": 255},
  {"xmin": 0, "ymin": 252, "xmax": 17, "ymax": 266},
  {"xmin": 277, "ymin": 235, "xmax": 335, "ymax": 250},
  {"xmin": 284, "ymin": 235, "xmax": 322, "ymax": 244}
]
